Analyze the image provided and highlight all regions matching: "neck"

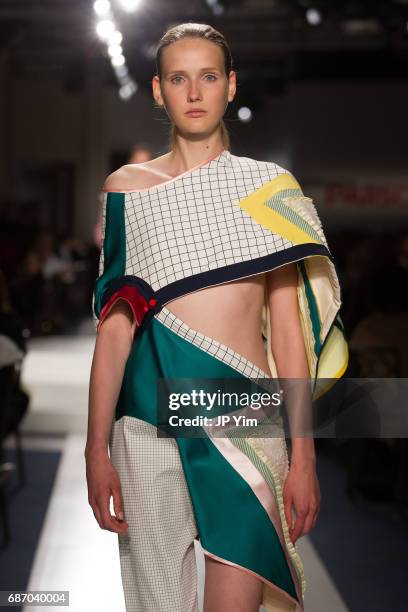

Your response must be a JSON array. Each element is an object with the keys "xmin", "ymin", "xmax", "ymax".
[{"xmin": 168, "ymin": 130, "xmax": 225, "ymax": 175}]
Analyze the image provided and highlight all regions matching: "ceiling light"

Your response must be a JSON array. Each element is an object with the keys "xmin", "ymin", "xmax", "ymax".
[
  {"xmin": 238, "ymin": 107, "xmax": 252, "ymax": 122},
  {"xmin": 108, "ymin": 30, "xmax": 123, "ymax": 45},
  {"xmin": 118, "ymin": 0, "xmax": 142, "ymax": 12},
  {"xmin": 306, "ymin": 8, "xmax": 322, "ymax": 26},
  {"xmin": 108, "ymin": 44, "xmax": 123, "ymax": 57},
  {"xmin": 93, "ymin": 0, "xmax": 111, "ymax": 16},
  {"xmin": 111, "ymin": 54, "xmax": 125, "ymax": 67},
  {"xmin": 119, "ymin": 81, "xmax": 138, "ymax": 100},
  {"xmin": 96, "ymin": 19, "xmax": 115, "ymax": 40},
  {"xmin": 113, "ymin": 64, "xmax": 129, "ymax": 78}
]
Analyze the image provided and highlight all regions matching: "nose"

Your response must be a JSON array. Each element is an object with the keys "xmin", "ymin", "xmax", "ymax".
[{"xmin": 187, "ymin": 79, "xmax": 202, "ymax": 102}]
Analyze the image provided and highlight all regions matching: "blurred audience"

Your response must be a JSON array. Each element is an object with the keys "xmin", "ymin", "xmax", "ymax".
[
  {"xmin": 0, "ymin": 269, "xmax": 29, "ymax": 465},
  {"xmin": 322, "ymin": 230, "xmax": 408, "ymax": 522},
  {"xmin": 1, "ymin": 201, "xmax": 92, "ymax": 336}
]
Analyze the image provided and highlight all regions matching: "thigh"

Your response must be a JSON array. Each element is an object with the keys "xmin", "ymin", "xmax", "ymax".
[
  {"xmin": 109, "ymin": 416, "xmax": 199, "ymax": 612},
  {"xmin": 203, "ymin": 556, "xmax": 263, "ymax": 612}
]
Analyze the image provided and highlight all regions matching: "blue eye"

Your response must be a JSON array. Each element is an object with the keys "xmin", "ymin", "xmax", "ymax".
[{"xmin": 170, "ymin": 74, "xmax": 216, "ymax": 84}]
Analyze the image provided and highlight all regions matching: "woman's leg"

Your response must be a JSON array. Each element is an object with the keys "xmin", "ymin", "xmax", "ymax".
[
  {"xmin": 203, "ymin": 556, "xmax": 263, "ymax": 612},
  {"xmin": 203, "ymin": 556, "xmax": 298, "ymax": 612}
]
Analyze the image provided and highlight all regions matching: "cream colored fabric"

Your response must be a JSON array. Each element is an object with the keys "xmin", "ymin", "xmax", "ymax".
[{"xmin": 109, "ymin": 416, "xmax": 199, "ymax": 612}]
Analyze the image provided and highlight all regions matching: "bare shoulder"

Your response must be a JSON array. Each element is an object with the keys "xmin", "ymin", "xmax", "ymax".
[
  {"xmin": 103, "ymin": 164, "xmax": 147, "ymax": 192},
  {"xmin": 103, "ymin": 154, "xmax": 173, "ymax": 192}
]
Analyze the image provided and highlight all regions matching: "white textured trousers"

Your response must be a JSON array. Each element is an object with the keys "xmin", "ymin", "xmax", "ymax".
[{"xmin": 109, "ymin": 415, "xmax": 200, "ymax": 612}]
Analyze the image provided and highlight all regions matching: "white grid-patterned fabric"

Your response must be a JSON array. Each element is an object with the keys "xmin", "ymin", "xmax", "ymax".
[
  {"xmin": 156, "ymin": 304, "xmax": 270, "ymax": 379},
  {"xmin": 156, "ymin": 304, "xmax": 283, "ymax": 398},
  {"xmin": 120, "ymin": 150, "xmax": 294, "ymax": 290},
  {"xmin": 109, "ymin": 416, "xmax": 199, "ymax": 612}
]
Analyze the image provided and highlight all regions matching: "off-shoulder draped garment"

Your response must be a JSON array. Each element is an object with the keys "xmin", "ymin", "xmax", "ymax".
[{"xmin": 92, "ymin": 149, "xmax": 348, "ymax": 611}]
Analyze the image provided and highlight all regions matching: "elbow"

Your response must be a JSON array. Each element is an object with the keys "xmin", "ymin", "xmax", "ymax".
[{"xmin": 96, "ymin": 310, "xmax": 137, "ymax": 353}]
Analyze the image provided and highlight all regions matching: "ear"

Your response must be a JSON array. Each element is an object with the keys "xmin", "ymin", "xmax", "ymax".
[
  {"xmin": 152, "ymin": 75, "xmax": 164, "ymax": 106},
  {"xmin": 227, "ymin": 70, "xmax": 237, "ymax": 103}
]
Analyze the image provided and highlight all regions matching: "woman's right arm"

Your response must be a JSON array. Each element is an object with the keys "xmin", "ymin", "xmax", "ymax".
[{"xmin": 85, "ymin": 299, "xmax": 137, "ymax": 534}]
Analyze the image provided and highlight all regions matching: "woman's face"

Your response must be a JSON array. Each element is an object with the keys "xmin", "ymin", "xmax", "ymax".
[{"xmin": 153, "ymin": 38, "xmax": 236, "ymax": 141}]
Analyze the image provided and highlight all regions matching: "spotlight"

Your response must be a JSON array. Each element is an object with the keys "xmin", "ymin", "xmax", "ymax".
[
  {"xmin": 114, "ymin": 64, "xmax": 129, "ymax": 78},
  {"xmin": 111, "ymin": 54, "xmax": 125, "ymax": 67},
  {"xmin": 108, "ymin": 30, "xmax": 123, "ymax": 45},
  {"xmin": 237, "ymin": 107, "xmax": 252, "ymax": 123},
  {"xmin": 305, "ymin": 8, "xmax": 322, "ymax": 26},
  {"xmin": 119, "ymin": 81, "xmax": 138, "ymax": 100},
  {"xmin": 93, "ymin": 0, "xmax": 111, "ymax": 16},
  {"xmin": 118, "ymin": 0, "xmax": 142, "ymax": 12},
  {"xmin": 108, "ymin": 44, "xmax": 123, "ymax": 57},
  {"xmin": 93, "ymin": 3, "xmax": 137, "ymax": 98},
  {"xmin": 96, "ymin": 19, "xmax": 115, "ymax": 40}
]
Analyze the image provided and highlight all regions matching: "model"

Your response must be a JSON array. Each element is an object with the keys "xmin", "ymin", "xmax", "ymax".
[{"xmin": 85, "ymin": 22, "xmax": 348, "ymax": 612}]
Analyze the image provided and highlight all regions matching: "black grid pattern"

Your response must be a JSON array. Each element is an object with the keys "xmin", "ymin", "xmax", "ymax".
[
  {"xmin": 156, "ymin": 305, "xmax": 272, "ymax": 380},
  {"xmin": 123, "ymin": 151, "xmax": 294, "ymax": 291}
]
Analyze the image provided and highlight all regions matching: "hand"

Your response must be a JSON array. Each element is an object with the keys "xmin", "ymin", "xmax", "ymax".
[
  {"xmin": 85, "ymin": 447, "xmax": 129, "ymax": 534},
  {"xmin": 282, "ymin": 461, "xmax": 320, "ymax": 543}
]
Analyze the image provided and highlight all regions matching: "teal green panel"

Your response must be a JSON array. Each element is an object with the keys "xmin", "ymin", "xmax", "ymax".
[
  {"xmin": 299, "ymin": 259, "xmax": 322, "ymax": 356},
  {"xmin": 116, "ymin": 318, "xmax": 298, "ymax": 601},
  {"xmin": 116, "ymin": 317, "xmax": 250, "ymax": 426},
  {"xmin": 177, "ymin": 436, "xmax": 297, "ymax": 600},
  {"xmin": 93, "ymin": 192, "xmax": 126, "ymax": 318}
]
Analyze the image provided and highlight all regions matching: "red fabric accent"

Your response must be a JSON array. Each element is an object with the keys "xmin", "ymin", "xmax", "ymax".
[{"xmin": 97, "ymin": 286, "xmax": 153, "ymax": 332}]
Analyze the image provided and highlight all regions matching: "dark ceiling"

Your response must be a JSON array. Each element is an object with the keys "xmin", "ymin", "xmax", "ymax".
[{"xmin": 1, "ymin": 0, "xmax": 407, "ymax": 98}]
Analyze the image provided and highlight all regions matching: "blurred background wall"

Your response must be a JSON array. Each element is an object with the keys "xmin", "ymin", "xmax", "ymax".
[{"xmin": 2, "ymin": 76, "xmax": 408, "ymax": 239}]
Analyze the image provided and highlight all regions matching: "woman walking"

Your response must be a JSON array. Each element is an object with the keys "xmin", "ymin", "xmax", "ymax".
[{"xmin": 86, "ymin": 22, "xmax": 348, "ymax": 612}]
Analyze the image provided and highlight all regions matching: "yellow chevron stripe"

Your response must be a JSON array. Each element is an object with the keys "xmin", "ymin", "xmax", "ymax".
[
  {"xmin": 313, "ymin": 327, "xmax": 349, "ymax": 400},
  {"xmin": 244, "ymin": 173, "xmax": 304, "ymax": 204},
  {"xmin": 238, "ymin": 173, "xmax": 321, "ymax": 245}
]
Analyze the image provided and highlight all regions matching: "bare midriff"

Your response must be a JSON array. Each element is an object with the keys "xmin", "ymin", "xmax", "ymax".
[{"xmin": 165, "ymin": 272, "xmax": 272, "ymax": 377}]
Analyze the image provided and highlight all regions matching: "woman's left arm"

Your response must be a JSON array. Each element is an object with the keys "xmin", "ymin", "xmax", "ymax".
[{"xmin": 265, "ymin": 262, "xmax": 321, "ymax": 543}]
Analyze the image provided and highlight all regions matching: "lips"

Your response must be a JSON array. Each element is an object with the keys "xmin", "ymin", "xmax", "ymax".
[{"xmin": 185, "ymin": 109, "xmax": 207, "ymax": 117}]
